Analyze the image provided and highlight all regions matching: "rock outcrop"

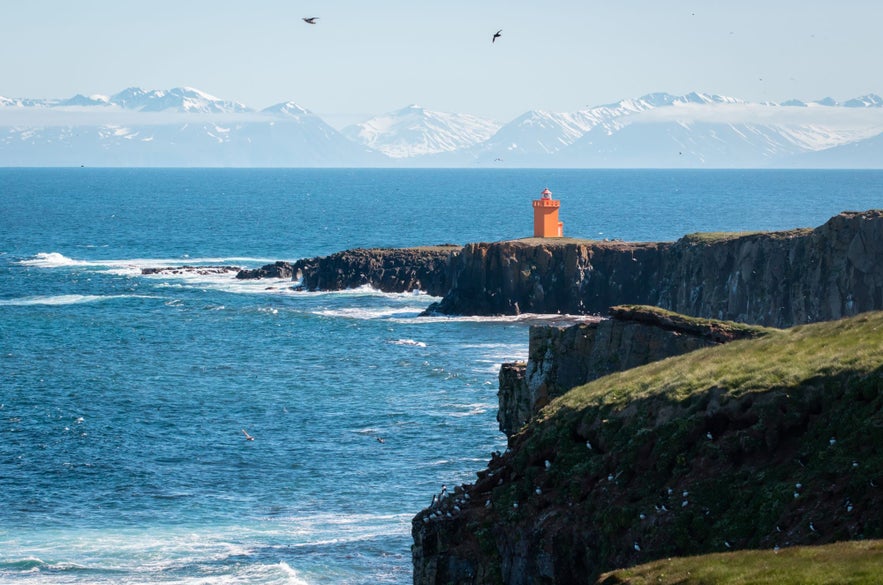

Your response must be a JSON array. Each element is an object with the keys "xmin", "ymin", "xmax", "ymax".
[
  {"xmin": 497, "ymin": 306, "xmax": 773, "ymax": 436},
  {"xmin": 235, "ymin": 261, "xmax": 296, "ymax": 280},
  {"xmin": 413, "ymin": 311, "xmax": 883, "ymax": 584},
  {"xmin": 426, "ymin": 210, "xmax": 883, "ymax": 327},
  {"xmin": 232, "ymin": 211, "xmax": 883, "ymax": 328},
  {"xmin": 237, "ymin": 245, "xmax": 460, "ymax": 296}
]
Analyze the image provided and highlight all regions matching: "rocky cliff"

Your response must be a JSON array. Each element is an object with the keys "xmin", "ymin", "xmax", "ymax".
[
  {"xmin": 497, "ymin": 306, "xmax": 773, "ymax": 436},
  {"xmin": 234, "ymin": 211, "xmax": 883, "ymax": 328},
  {"xmin": 412, "ymin": 311, "xmax": 883, "ymax": 584},
  {"xmin": 236, "ymin": 245, "xmax": 460, "ymax": 296},
  {"xmin": 427, "ymin": 210, "xmax": 883, "ymax": 327}
]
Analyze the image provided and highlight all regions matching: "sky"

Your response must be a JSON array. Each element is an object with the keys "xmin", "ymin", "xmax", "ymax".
[{"xmin": 2, "ymin": 1, "xmax": 882, "ymax": 128}]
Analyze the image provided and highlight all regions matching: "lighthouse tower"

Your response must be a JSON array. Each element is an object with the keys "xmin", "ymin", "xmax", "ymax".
[{"xmin": 533, "ymin": 188, "xmax": 563, "ymax": 238}]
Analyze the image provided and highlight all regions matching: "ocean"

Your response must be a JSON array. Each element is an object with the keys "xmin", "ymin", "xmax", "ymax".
[{"xmin": 2, "ymin": 168, "xmax": 882, "ymax": 584}]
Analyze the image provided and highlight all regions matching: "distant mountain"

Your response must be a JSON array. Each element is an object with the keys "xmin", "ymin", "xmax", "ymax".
[
  {"xmin": 1, "ymin": 88, "xmax": 882, "ymax": 167},
  {"xmin": 0, "ymin": 87, "xmax": 379, "ymax": 166},
  {"xmin": 468, "ymin": 92, "xmax": 883, "ymax": 168},
  {"xmin": 107, "ymin": 86, "xmax": 251, "ymax": 113},
  {"xmin": 341, "ymin": 105, "xmax": 501, "ymax": 158}
]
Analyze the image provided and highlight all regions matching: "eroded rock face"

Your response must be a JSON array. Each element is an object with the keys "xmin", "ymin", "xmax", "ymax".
[
  {"xmin": 497, "ymin": 307, "xmax": 771, "ymax": 436},
  {"xmin": 428, "ymin": 211, "xmax": 883, "ymax": 327},
  {"xmin": 260, "ymin": 245, "xmax": 460, "ymax": 296},
  {"xmin": 413, "ymin": 313, "xmax": 883, "ymax": 585},
  {"xmin": 233, "ymin": 211, "xmax": 883, "ymax": 327},
  {"xmin": 235, "ymin": 261, "xmax": 295, "ymax": 280}
]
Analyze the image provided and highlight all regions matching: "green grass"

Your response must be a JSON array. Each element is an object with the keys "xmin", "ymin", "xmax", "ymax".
[
  {"xmin": 545, "ymin": 311, "xmax": 883, "ymax": 416},
  {"xmin": 678, "ymin": 228, "xmax": 813, "ymax": 245},
  {"xmin": 499, "ymin": 311, "xmax": 883, "ymax": 577},
  {"xmin": 598, "ymin": 540, "xmax": 883, "ymax": 585},
  {"xmin": 610, "ymin": 304, "xmax": 776, "ymax": 341}
]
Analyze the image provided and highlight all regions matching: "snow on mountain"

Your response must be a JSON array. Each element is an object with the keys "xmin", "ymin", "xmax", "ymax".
[
  {"xmin": 471, "ymin": 92, "xmax": 883, "ymax": 167},
  {"xmin": 342, "ymin": 105, "xmax": 501, "ymax": 158},
  {"xmin": 60, "ymin": 94, "xmax": 111, "ymax": 107},
  {"xmin": 2, "ymin": 87, "xmax": 883, "ymax": 167},
  {"xmin": 262, "ymin": 101, "xmax": 313, "ymax": 119},
  {"xmin": 0, "ymin": 88, "xmax": 377, "ymax": 166},
  {"xmin": 108, "ymin": 87, "xmax": 251, "ymax": 113},
  {"xmin": 472, "ymin": 92, "xmax": 741, "ymax": 162},
  {"xmin": 843, "ymin": 94, "xmax": 883, "ymax": 108},
  {"xmin": 787, "ymin": 129, "xmax": 883, "ymax": 167}
]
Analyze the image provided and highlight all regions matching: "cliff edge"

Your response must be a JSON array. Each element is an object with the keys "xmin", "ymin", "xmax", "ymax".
[
  {"xmin": 412, "ymin": 311, "xmax": 883, "ymax": 584},
  {"xmin": 498, "ymin": 306, "xmax": 774, "ymax": 436},
  {"xmin": 427, "ymin": 210, "xmax": 883, "ymax": 327},
  {"xmin": 237, "ymin": 245, "xmax": 460, "ymax": 296}
]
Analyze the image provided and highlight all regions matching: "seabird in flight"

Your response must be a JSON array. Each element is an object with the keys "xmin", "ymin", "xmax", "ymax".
[
  {"xmin": 303, "ymin": 17, "xmax": 319, "ymax": 24},
  {"xmin": 492, "ymin": 29, "xmax": 502, "ymax": 43}
]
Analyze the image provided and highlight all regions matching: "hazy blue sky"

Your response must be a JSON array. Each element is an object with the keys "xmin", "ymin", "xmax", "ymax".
[{"xmin": 2, "ymin": 1, "xmax": 881, "ymax": 126}]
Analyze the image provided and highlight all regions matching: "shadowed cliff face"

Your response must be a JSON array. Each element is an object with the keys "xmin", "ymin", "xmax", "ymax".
[
  {"xmin": 497, "ymin": 307, "xmax": 773, "ymax": 436},
  {"xmin": 428, "ymin": 211, "xmax": 883, "ymax": 327},
  {"xmin": 428, "ymin": 239, "xmax": 667, "ymax": 317},
  {"xmin": 237, "ymin": 245, "xmax": 460, "ymax": 297},
  {"xmin": 237, "ymin": 210, "xmax": 883, "ymax": 328},
  {"xmin": 412, "ymin": 312, "xmax": 883, "ymax": 585}
]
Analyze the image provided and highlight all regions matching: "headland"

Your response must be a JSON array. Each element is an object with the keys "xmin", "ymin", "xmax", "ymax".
[{"xmin": 237, "ymin": 210, "xmax": 883, "ymax": 583}]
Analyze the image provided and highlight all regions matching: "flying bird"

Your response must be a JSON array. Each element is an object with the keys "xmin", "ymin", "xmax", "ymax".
[
  {"xmin": 303, "ymin": 17, "xmax": 319, "ymax": 24},
  {"xmin": 242, "ymin": 429, "xmax": 255, "ymax": 441},
  {"xmin": 492, "ymin": 29, "xmax": 502, "ymax": 43}
]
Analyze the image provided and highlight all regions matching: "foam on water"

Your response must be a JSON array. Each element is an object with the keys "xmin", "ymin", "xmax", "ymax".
[
  {"xmin": 18, "ymin": 252, "xmax": 89, "ymax": 268},
  {"xmin": 388, "ymin": 339, "xmax": 427, "ymax": 348},
  {"xmin": 19, "ymin": 252, "xmax": 277, "ymax": 271},
  {"xmin": 9, "ymin": 169, "xmax": 874, "ymax": 584},
  {"xmin": 0, "ymin": 294, "xmax": 158, "ymax": 307},
  {"xmin": 0, "ymin": 518, "xmax": 404, "ymax": 585},
  {"xmin": 314, "ymin": 306, "xmax": 426, "ymax": 320}
]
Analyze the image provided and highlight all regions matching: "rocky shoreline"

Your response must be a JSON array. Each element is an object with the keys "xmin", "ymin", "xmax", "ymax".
[
  {"xmin": 235, "ymin": 210, "xmax": 883, "ymax": 583},
  {"xmin": 237, "ymin": 210, "xmax": 883, "ymax": 328},
  {"xmin": 412, "ymin": 311, "xmax": 883, "ymax": 584}
]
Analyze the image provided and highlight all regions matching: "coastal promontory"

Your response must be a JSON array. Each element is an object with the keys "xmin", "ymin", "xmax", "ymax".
[
  {"xmin": 241, "ymin": 210, "xmax": 883, "ymax": 329},
  {"xmin": 412, "ymin": 311, "xmax": 883, "ymax": 584},
  {"xmin": 426, "ymin": 210, "xmax": 883, "ymax": 327}
]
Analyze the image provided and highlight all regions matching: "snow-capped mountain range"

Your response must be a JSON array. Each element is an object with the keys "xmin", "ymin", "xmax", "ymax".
[
  {"xmin": 2, "ymin": 87, "xmax": 882, "ymax": 167},
  {"xmin": 341, "ymin": 104, "xmax": 502, "ymax": 158}
]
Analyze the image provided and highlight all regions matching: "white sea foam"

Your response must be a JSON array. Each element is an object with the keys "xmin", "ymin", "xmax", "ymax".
[
  {"xmin": 313, "ymin": 306, "xmax": 426, "ymax": 320},
  {"xmin": 389, "ymin": 338, "xmax": 427, "ymax": 348},
  {"xmin": 19, "ymin": 252, "xmax": 278, "ymax": 272},
  {"xmin": 447, "ymin": 402, "xmax": 491, "ymax": 417},
  {"xmin": 0, "ymin": 294, "xmax": 157, "ymax": 307},
  {"xmin": 18, "ymin": 252, "xmax": 89, "ymax": 267},
  {"xmin": 406, "ymin": 312, "xmax": 601, "ymax": 325}
]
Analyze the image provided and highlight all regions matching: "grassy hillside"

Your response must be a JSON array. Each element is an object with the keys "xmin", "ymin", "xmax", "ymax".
[
  {"xmin": 598, "ymin": 539, "xmax": 883, "ymax": 585},
  {"xmin": 416, "ymin": 311, "xmax": 883, "ymax": 583}
]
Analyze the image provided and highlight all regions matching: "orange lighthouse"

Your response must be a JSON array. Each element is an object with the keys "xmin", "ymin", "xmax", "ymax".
[{"xmin": 532, "ymin": 188, "xmax": 563, "ymax": 238}]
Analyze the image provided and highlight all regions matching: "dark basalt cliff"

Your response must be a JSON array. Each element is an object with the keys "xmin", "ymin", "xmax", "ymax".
[
  {"xmin": 412, "ymin": 312, "xmax": 883, "ymax": 585},
  {"xmin": 498, "ymin": 306, "xmax": 773, "ymax": 436},
  {"xmin": 236, "ymin": 211, "xmax": 883, "ymax": 329},
  {"xmin": 237, "ymin": 245, "xmax": 460, "ymax": 296},
  {"xmin": 427, "ymin": 210, "xmax": 883, "ymax": 327}
]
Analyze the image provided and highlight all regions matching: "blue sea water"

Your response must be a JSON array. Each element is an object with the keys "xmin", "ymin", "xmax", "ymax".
[{"xmin": 1, "ymin": 168, "xmax": 881, "ymax": 584}]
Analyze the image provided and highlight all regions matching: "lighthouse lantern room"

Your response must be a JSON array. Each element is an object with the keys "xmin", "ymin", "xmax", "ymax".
[{"xmin": 533, "ymin": 188, "xmax": 563, "ymax": 238}]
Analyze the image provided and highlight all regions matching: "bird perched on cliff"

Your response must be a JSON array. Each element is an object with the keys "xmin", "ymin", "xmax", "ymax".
[
  {"xmin": 302, "ymin": 17, "xmax": 318, "ymax": 24},
  {"xmin": 492, "ymin": 29, "xmax": 502, "ymax": 43},
  {"xmin": 242, "ymin": 429, "xmax": 255, "ymax": 441}
]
